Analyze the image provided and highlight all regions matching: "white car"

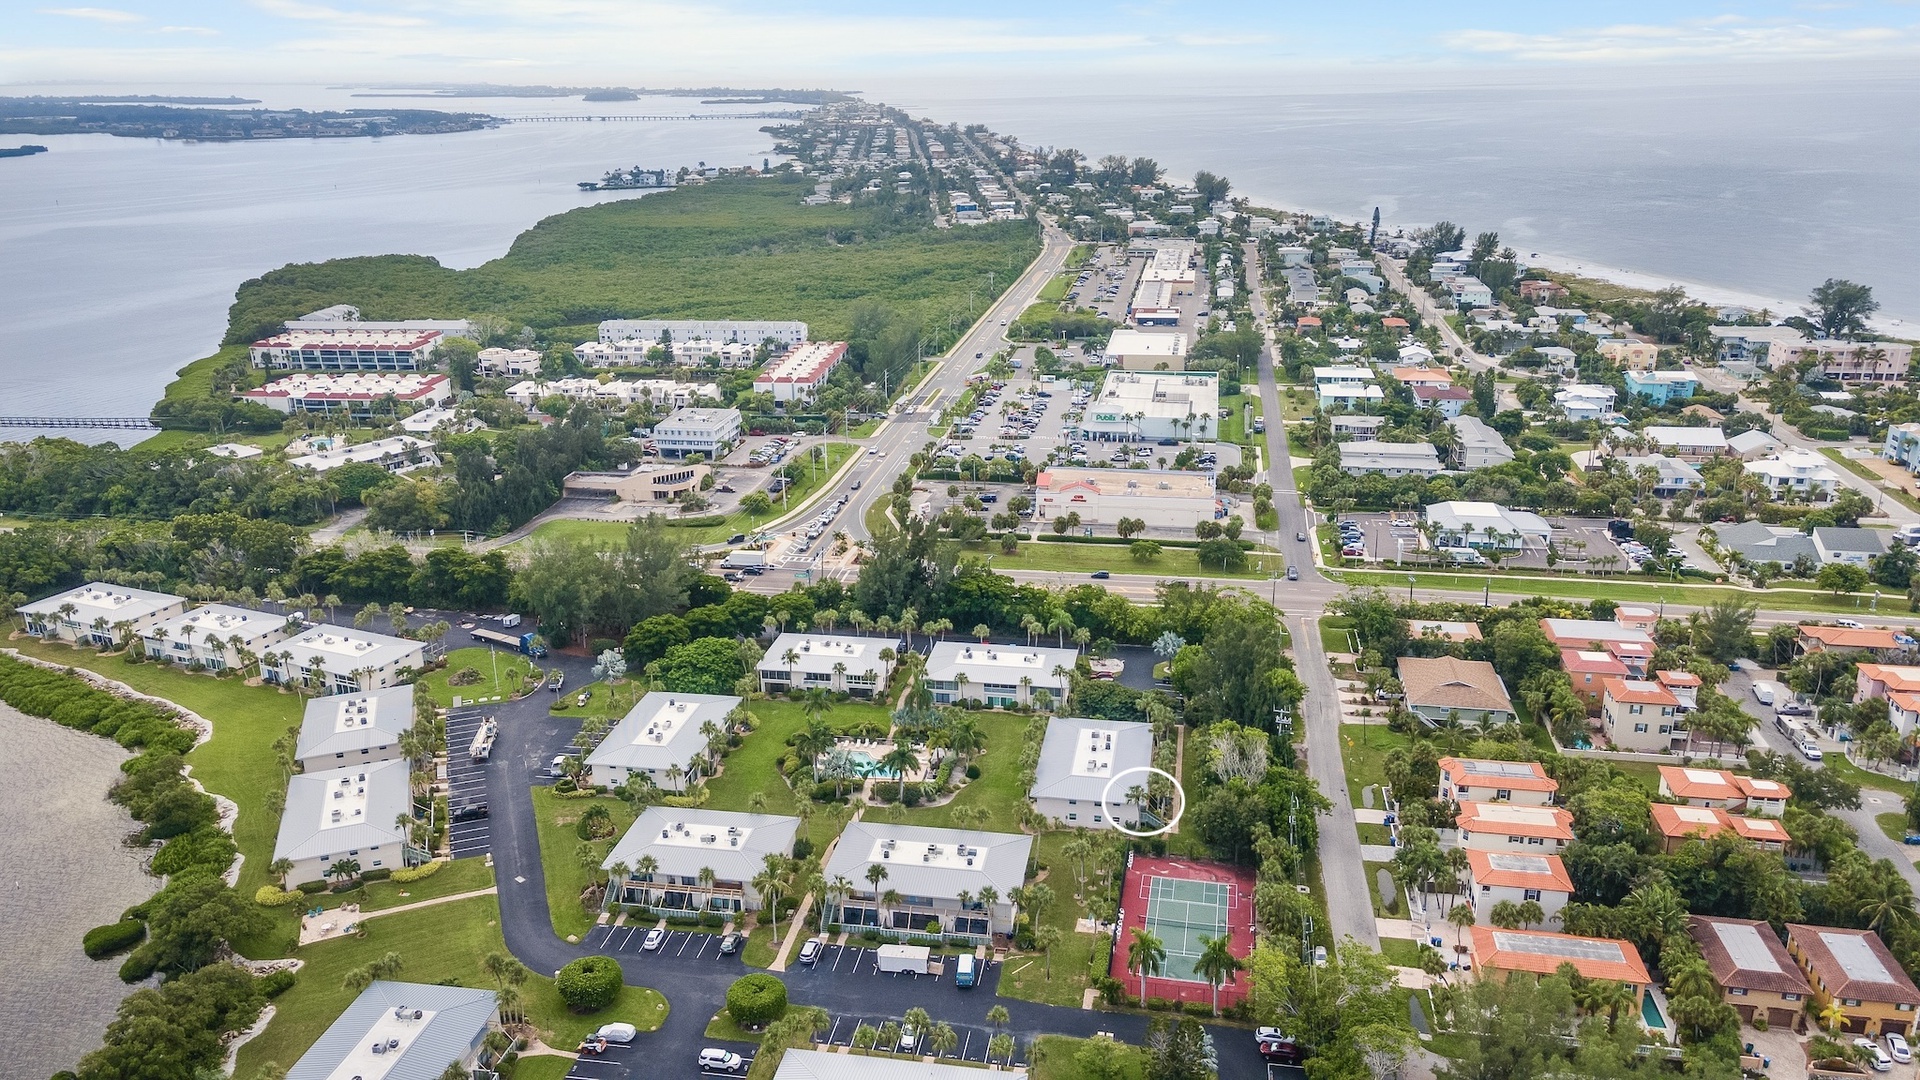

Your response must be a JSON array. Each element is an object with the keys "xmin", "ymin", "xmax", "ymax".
[
  {"xmin": 899, "ymin": 1025, "xmax": 920, "ymax": 1052},
  {"xmin": 699, "ymin": 1048, "xmax": 746, "ymax": 1072},
  {"xmin": 1889, "ymin": 1033, "xmax": 1912, "ymax": 1064},
  {"xmin": 643, "ymin": 927, "xmax": 666, "ymax": 951},
  {"xmin": 1800, "ymin": 739, "xmax": 1825, "ymax": 762},
  {"xmin": 596, "ymin": 1022, "xmax": 638, "ymax": 1044},
  {"xmin": 1856, "ymin": 1036, "xmax": 1893, "ymax": 1072}
]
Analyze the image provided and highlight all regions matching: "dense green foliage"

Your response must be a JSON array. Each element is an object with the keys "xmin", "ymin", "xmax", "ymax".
[
  {"xmin": 0, "ymin": 653, "xmax": 196, "ymax": 755},
  {"xmin": 725, "ymin": 973, "xmax": 788, "ymax": 1028},
  {"xmin": 73, "ymin": 962, "xmax": 266, "ymax": 1080},
  {"xmin": 0, "ymin": 440, "xmax": 335, "ymax": 523},
  {"xmin": 220, "ymin": 175, "xmax": 1036, "ymax": 346},
  {"xmin": 555, "ymin": 955, "xmax": 624, "ymax": 1011},
  {"xmin": 82, "ymin": 920, "xmax": 148, "ymax": 960}
]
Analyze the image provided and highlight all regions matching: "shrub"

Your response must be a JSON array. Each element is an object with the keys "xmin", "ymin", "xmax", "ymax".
[
  {"xmin": 447, "ymin": 667, "xmax": 485, "ymax": 686},
  {"xmin": 810, "ymin": 781, "xmax": 848, "ymax": 802},
  {"xmin": 296, "ymin": 880, "xmax": 329, "ymax": 895},
  {"xmin": 791, "ymin": 837, "xmax": 814, "ymax": 861},
  {"xmin": 254, "ymin": 885, "xmax": 304, "ymax": 907},
  {"xmin": 360, "ymin": 867, "xmax": 392, "ymax": 882},
  {"xmin": 701, "ymin": 912, "xmax": 725, "ymax": 928},
  {"xmin": 965, "ymin": 763, "xmax": 981, "ymax": 780},
  {"xmin": 775, "ymin": 895, "xmax": 800, "ymax": 921},
  {"xmin": 391, "ymin": 861, "xmax": 444, "ymax": 884},
  {"xmin": 83, "ymin": 920, "xmax": 147, "ymax": 960},
  {"xmin": 118, "ymin": 944, "xmax": 159, "ymax": 983},
  {"xmin": 555, "ymin": 956, "xmax": 623, "ymax": 1012},
  {"xmin": 1183, "ymin": 1001, "xmax": 1213, "ymax": 1017},
  {"xmin": 725, "ymin": 973, "xmax": 788, "ymax": 1028},
  {"xmin": 555, "ymin": 777, "xmax": 578, "ymax": 794},
  {"xmin": 257, "ymin": 969, "xmax": 298, "ymax": 997}
]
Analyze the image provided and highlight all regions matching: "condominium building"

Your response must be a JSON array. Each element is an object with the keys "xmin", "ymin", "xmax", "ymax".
[
  {"xmin": 1465, "ymin": 850, "xmax": 1573, "ymax": 926},
  {"xmin": 1436, "ymin": 757, "xmax": 1557, "ymax": 806},
  {"xmin": 20, "ymin": 583, "xmax": 187, "ymax": 646},
  {"xmin": 294, "ymin": 685, "xmax": 416, "ymax": 772},
  {"xmin": 273, "ymin": 759, "xmax": 421, "ymax": 886},
  {"xmin": 288, "ymin": 435, "xmax": 439, "ymax": 475},
  {"xmin": 1689, "ymin": 917, "xmax": 1810, "ymax": 1033},
  {"xmin": 1786, "ymin": 925, "xmax": 1920, "ymax": 1037},
  {"xmin": 923, "ymin": 642, "xmax": 1075, "ymax": 708},
  {"xmin": 1600, "ymin": 676, "xmax": 1685, "ymax": 752},
  {"xmin": 757, "ymin": 633, "xmax": 901, "ymax": 698},
  {"xmin": 1028, "ymin": 717, "xmax": 1153, "ymax": 829},
  {"xmin": 239, "ymin": 372, "xmax": 452, "ymax": 417},
  {"xmin": 1338, "ymin": 441, "xmax": 1443, "ymax": 477},
  {"xmin": 285, "ymin": 981, "xmax": 497, "ymax": 1080},
  {"xmin": 476, "ymin": 347, "xmax": 542, "ymax": 376},
  {"xmin": 142, "ymin": 604, "xmax": 294, "ymax": 673},
  {"xmin": 822, "ymin": 821, "xmax": 1033, "ymax": 939},
  {"xmin": 505, "ymin": 377, "xmax": 720, "ymax": 410},
  {"xmin": 599, "ymin": 319, "xmax": 808, "ymax": 348},
  {"xmin": 652, "ymin": 407, "xmax": 742, "ymax": 459},
  {"xmin": 263, "ymin": 626, "xmax": 430, "ymax": 695},
  {"xmin": 248, "ymin": 328, "xmax": 443, "ymax": 371},
  {"xmin": 603, "ymin": 807, "xmax": 801, "ymax": 914},
  {"xmin": 753, "ymin": 341, "xmax": 848, "ymax": 403},
  {"xmin": 584, "ymin": 692, "xmax": 740, "ymax": 792},
  {"xmin": 1743, "ymin": 449, "xmax": 1841, "ymax": 499}
]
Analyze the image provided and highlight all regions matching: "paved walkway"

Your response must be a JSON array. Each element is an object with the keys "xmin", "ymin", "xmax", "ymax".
[
  {"xmin": 300, "ymin": 886, "xmax": 499, "ymax": 946},
  {"xmin": 1355, "ymin": 808, "xmax": 1388, "ymax": 825}
]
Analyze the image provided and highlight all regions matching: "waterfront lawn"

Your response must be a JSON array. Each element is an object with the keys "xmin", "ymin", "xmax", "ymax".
[
  {"xmin": 236, "ymin": 894, "xmax": 667, "ymax": 1075},
  {"xmin": 531, "ymin": 786, "xmax": 638, "ymax": 941},
  {"xmin": 898, "ymin": 711, "xmax": 1033, "ymax": 834},
  {"xmin": 352, "ymin": 856, "xmax": 496, "ymax": 912},
  {"xmin": 5, "ymin": 638, "xmax": 303, "ymax": 897},
  {"xmin": 1032, "ymin": 1035, "xmax": 1147, "ymax": 1080},
  {"xmin": 419, "ymin": 645, "xmax": 543, "ymax": 708}
]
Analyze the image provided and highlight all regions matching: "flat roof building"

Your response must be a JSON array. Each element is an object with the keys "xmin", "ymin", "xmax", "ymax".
[
  {"xmin": 240, "ymin": 372, "xmax": 452, "ymax": 416},
  {"xmin": 477, "ymin": 346, "xmax": 542, "ymax": 376},
  {"xmin": 289, "ymin": 435, "xmax": 439, "ymax": 475},
  {"xmin": 1033, "ymin": 467, "xmax": 1218, "ymax": 530},
  {"xmin": 1029, "ymin": 717, "xmax": 1153, "ymax": 830},
  {"xmin": 758, "ymin": 633, "xmax": 901, "ymax": 699},
  {"xmin": 507, "ymin": 377, "xmax": 720, "ymax": 410},
  {"xmin": 264, "ymin": 626, "xmax": 430, "ymax": 695},
  {"xmin": 924, "ymin": 642, "xmax": 1076, "ymax": 709},
  {"xmin": 295, "ymin": 685, "xmax": 416, "ymax": 772},
  {"xmin": 1424, "ymin": 501, "xmax": 1549, "ymax": 550},
  {"xmin": 600, "ymin": 319, "xmax": 808, "ymax": 347},
  {"xmin": 274, "ymin": 758, "xmax": 420, "ymax": 886},
  {"xmin": 286, "ymin": 980, "xmax": 497, "ymax": 1080},
  {"xmin": 1103, "ymin": 329, "xmax": 1189, "ymax": 372},
  {"xmin": 822, "ymin": 821, "xmax": 1033, "ymax": 939},
  {"xmin": 1744, "ymin": 449, "xmax": 1841, "ymax": 499},
  {"xmin": 142, "ymin": 603, "xmax": 294, "ymax": 675},
  {"xmin": 604, "ymin": 807, "xmax": 801, "ymax": 913},
  {"xmin": 652, "ymin": 407, "xmax": 742, "ymax": 460},
  {"xmin": 585, "ymin": 692, "xmax": 740, "ymax": 792},
  {"xmin": 1339, "ymin": 440, "xmax": 1442, "ymax": 477},
  {"xmin": 20, "ymin": 583, "xmax": 187, "ymax": 647},
  {"xmin": 563, "ymin": 464, "xmax": 709, "ymax": 504},
  {"xmin": 754, "ymin": 341, "xmax": 847, "ymax": 403},
  {"xmin": 249, "ymin": 328, "xmax": 443, "ymax": 371},
  {"xmin": 1077, "ymin": 371, "xmax": 1219, "ymax": 443}
]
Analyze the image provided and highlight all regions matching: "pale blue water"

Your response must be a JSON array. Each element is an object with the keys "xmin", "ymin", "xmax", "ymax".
[
  {"xmin": 2, "ymin": 68, "xmax": 1915, "ymax": 446},
  {"xmin": 845, "ymin": 749, "xmax": 898, "ymax": 779}
]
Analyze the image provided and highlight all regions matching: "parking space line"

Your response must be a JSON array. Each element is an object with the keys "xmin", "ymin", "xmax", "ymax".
[{"xmin": 620, "ymin": 926, "xmax": 637, "ymax": 950}]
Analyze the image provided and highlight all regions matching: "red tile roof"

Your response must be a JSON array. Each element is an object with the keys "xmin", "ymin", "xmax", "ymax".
[{"xmin": 1471, "ymin": 926, "xmax": 1651, "ymax": 985}]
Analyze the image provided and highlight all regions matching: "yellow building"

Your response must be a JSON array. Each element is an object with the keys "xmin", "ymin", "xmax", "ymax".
[
  {"xmin": 1690, "ymin": 916, "xmax": 1810, "ymax": 1032},
  {"xmin": 1786, "ymin": 924, "xmax": 1920, "ymax": 1037}
]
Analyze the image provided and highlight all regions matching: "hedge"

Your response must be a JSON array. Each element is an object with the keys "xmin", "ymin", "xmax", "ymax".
[
  {"xmin": 82, "ymin": 920, "xmax": 147, "ymax": 960},
  {"xmin": 390, "ymin": 861, "xmax": 445, "ymax": 883},
  {"xmin": 254, "ymin": 886, "xmax": 305, "ymax": 907},
  {"xmin": 258, "ymin": 969, "xmax": 298, "ymax": 997},
  {"xmin": 725, "ymin": 973, "xmax": 788, "ymax": 1028},
  {"xmin": 556, "ymin": 956, "xmax": 623, "ymax": 1012},
  {"xmin": 0, "ymin": 654, "xmax": 194, "ymax": 755},
  {"xmin": 295, "ymin": 880, "xmax": 329, "ymax": 894},
  {"xmin": 360, "ymin": 867, "xmax": 392, "ymax": 882}
]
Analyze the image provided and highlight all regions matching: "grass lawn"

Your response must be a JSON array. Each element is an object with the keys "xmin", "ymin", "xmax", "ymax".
[
  {"xmin": 1877, "ymin": 812, "xmax": 1911, "ymax": 844},
  {"xmin": 1340, "ymin": 723, "xmax": 1412, "ymax": 808},
  {"xmin": 1379, "ymin": 937, "xmax": 1428, "ymax": 968},
  {"xmin": 420, "ymin": 646, "xmax": 544, "ymax": 708},
  {"xmin": 976, "ymin": 542, "xmax": 1268, "ymax": 580},
  {"xmin": 899, "ymin": 711, "xmax": 1034, "ymax": 833},
  {"xmin": 1356, "ymin": 823, "xmax": 1390, "ymax": 845},
  {"xmin": 1037, "ymin": 273, "xmax": 1074, "ymax": 304},
  {"xmin": 1031, "ymin": 1035, "xmax": 1147, "ymax": 1080},
  {"xmin": 530, "ymin": 786, "xmax": 637, "ymax": 941},
  {"xmin": 504, "ymin": 1057, "xmax": 575, "ymax": 1080},
  {"xmin": 1824, "ymin": 753, "xmax": 1910, "ymax": 796},
  {"xmin": 1365, "ymin": 860, "xmax": 1398, "ymax": 917},
  {"xmin": 1606, "ymin": 760, "xmax": 1663, "ymax": 794},
  {"xmin": 1333, "ymin": 568, "xmax": 1883, "ymax": 615},
  {"xmin": 708, "ymin": 697, "xmax": 888, "ymax": 850},
  {"xmin": 705, "ymin": 1010, "xmax": 766, "ymax": 1042},
  {"xmin": 1319, "ymin": 616, "xmax": 1357, "ymax": 654},
  {"xmin": 235, "ymin": 894, "xmax": 667, "ymax": 1075},
  {"xmin": 527, "ymin": 443, "xmax": 858, "ymax": 548},
  {"xmin": 997, "ymin": 831, "xmax": 1106, "ymax": 1009},
  {"xmin": 7, "ymin": 638, "xmax": 305, "ymax": 898}
]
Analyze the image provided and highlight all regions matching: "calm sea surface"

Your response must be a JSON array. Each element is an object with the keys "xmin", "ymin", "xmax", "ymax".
[
  {"xmin": 0, "ymin": 704, "xmax": 156, "ymax": 1077},
  {"xmin": 2, "ymin": 73, "xmax": 1916, "ymax": 445}
]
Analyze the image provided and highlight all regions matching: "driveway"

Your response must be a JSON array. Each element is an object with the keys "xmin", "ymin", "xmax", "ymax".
[{"xmin": 1291, "ymin": 613, "xmax": 1380, "ymax": 952}]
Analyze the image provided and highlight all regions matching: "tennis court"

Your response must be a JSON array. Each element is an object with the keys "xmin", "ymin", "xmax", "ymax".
[{"xmin": 1142, "ymin": 876, "xmax": 1234, "ymax": 982}]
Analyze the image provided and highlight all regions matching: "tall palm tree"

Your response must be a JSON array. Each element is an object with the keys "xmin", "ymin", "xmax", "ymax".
[
  {"xmin": 697, "ymin": 865, "xmax": 717, "ymax": 912},
  {"xmin": 1126, "ymin": 927, "xmax": 1166, "ymax": 1007},
  {"xmin": 1034, "ymin": 924, "xmax": 1062, "ymax": 979},
  {"xmin": 930, "ymin": 1021, "xmax": 958, "ymax": 1060},
  {"xmin": 880, "ymin": 741, "xmax": 919, "ymax": 802},
  {"xmin": 496, "ymin": 983, "xmax": 525, "ymax": 1025},
  {"xmin": 633, "ymin": 855, "xmax": 659, "ymax": 907},
  {"xmin": 865, "ymin": 864, "xmax": 889, "ymax": 926},
  {"xmin": 754, "ymin": 858, "xmax": 789, "ymax": 942}
]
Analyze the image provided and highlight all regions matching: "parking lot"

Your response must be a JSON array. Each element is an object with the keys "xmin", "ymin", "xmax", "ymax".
[
  {"xmin": 817, "ymin": 1012, "xmax": 1027, "ymax": 1067},
  {"xmin": 590, "ymin": 924, "xmax": 747, "ymax": 964},
  {"xmin": 442, "ymin": 707, "xmax": 493, "ymax": 859},
  {"xmin": 564, "ymin": 1041, "xmax": 756, "ymax": 1080},
  {"xmin": 1329, "ymin": 511, "xmax": 1706, "ymax": 574}
]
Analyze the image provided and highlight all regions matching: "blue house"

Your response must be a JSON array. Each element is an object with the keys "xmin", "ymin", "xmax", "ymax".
[{"xmin": 1623, "ymin": 370, "xmax": 1699, "ymax": 406}]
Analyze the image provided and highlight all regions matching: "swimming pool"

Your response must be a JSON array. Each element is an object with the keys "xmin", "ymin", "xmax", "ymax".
[{"xmin": 845, "ymin": 749, "xmax": 898, "ymax": 779}]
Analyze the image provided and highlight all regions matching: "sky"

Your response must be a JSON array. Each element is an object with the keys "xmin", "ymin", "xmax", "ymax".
[{"xmin": 5, "ymin": 1, "xmax": 1920, "ymax": 86}]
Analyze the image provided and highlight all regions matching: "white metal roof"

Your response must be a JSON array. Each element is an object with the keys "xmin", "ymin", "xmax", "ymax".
[
  {"xmin": 286, "ymin": 980, "xmax": 494, "ymax": 1080},
  {"xmin": 274, "ymin": 758, "xmax": 412, "ymax": 864},
  {"xmin": 1030, "ymin": 717, "xmax": 1153, "ymax": 803},
  {"xmin": 295, "ymin": 685, "xmax": 416, "ymax": 763},
  {"xmin": 20, "ymin": 582, "xmax": 183, "ymax": 625},
  {"xmin": 822, "ymin": 821, "xmax": 1032, "ymax": 902},
  {"xmin": 585, "ymin": 692, "xmax": 739, "ymax": 774},
  {"xmin": 602, "ymin": 807, "xmax": 800, "ymax": 883}
]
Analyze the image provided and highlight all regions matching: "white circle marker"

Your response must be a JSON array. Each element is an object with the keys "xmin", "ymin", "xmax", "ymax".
[{"xmin": 1100, "ymin": 765, "xmax": 1185, "ymax": 839}]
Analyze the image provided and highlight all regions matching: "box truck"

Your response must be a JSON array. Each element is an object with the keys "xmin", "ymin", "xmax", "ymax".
[{"xmin": 876, "ymin": 944, "xmax": 931, "ymax": 975}]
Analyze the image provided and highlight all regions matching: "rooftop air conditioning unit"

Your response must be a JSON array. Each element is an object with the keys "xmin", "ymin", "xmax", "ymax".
[
  {"xmin": 923, "ymin": 853, "xmax": 932, "ymax": 862},
  {"xmin": 372, "ymin": 1043, "xmax": 386, "ymax": 1055},
  {"xmin": 662, "ymin": 830, "xmax": 671, "ymax": 839},
  {"xmin": 331, "ymin": 809, "xmax": 343, "ymax": 821},
  {"xmin": 966, "ymin": 857, "xmax": 975, "ymax": 866},
  {"xmin": 730, "ymin": 838, "xmax": 739, "ymax": 847},
  {"xmin": 334, "ymin": 790, "xmax": 345, "ymax": 800},
  {"xmin": 882, "ymin": 850, "xmax": 891, "ymax": 860}
]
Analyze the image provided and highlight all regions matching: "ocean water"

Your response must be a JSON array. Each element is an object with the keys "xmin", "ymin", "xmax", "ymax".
[
  {"xmin": 0, "ymin": 69, "xmax": 1915, "ymax": 447},
  {"xmin": 0, "ymin": 704, "xmax": 157, "ymax": 1078}
]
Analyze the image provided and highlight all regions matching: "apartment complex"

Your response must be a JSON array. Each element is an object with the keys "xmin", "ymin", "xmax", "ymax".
[
  {"xmin": 239, "ymin": 372, "xmax": 452, "ymax": 417},
  {"xmin": 757, "ymin": 633, "xmax": 901, "ymax": 698},
  {"xmin": 822, "ymin": 821, "xmax": 1032, "ymax": 939},
  {"xmin": 1028, "ymin": 716, "xmax": 1152, "ymax": 829},
  {"xmin": 20, "ymin": 583, "xmax": 187, "ymax": 646},
  {"xmin": 294, "ymin": 685, "xmax": 416, "ymax": 772},
  {"xmin": 249, "ymin": 328, "xmax": 443, "ymax": 371},
  {"xmin": 584, "ymin": 692, "xmax": 739, "ymax": 792},
  {"xmin": 923, "ymin": 642, "xmax": 1075, "ymax": 708},
  {"xmin": 603, "ymin": 807, "xmax": 801, "ymax": 914},
  {"xmin": 142, "ymin": 604, "xmax": 293, "ymax": 673},
  {"xmin": 273, "ymin": 758, "xmax": 420, "ymax": 886},
  {"xmin": 263, "ymin": 626, "xmax": 430, "ymax": 694},
  {"xmin": 753, "ymin": 341, "xmax": 848, "ymax": 403},
  {"xmin": 652, "ymin": 407, "xmax": 743, "ymax": 459}
]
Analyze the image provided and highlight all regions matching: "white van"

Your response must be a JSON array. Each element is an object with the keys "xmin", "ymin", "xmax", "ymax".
[{"xmin": 1750, "ymin": 681, "xmax": 1778, "ymax": 707}]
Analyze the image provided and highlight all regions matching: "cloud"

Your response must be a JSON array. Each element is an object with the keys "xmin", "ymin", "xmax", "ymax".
[
  {"xmin": 39, "ymin": 6, "xmax": 143, "ymax": 22},
  {"xmin": 1443, "ymin": 17, "xmax": 1920, "ymax": 62},
  {"xmin": 250, "ymin": 0, "xmax": 431, "ymax": 28},
  {"xmin": 157, "ymin": 25, "xmax": 219, "ymax": 34}
]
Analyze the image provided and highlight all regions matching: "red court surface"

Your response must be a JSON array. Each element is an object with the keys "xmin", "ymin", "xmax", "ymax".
[{"xmin": 1109, "ymin": 853, "xmax": 1258, "ymax": 1008}]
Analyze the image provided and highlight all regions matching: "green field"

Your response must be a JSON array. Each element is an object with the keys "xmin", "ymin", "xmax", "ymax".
[
  {"xmin": 1031, "ymin": 1035, "xmax": 1147, "ymax": 1080},
  {"xmin": 971, "ymin": 541, "xmax": 1276, "ymax": 580},
  {"xmin": 706, "ymin": 697, "xmax": 888, "ymax": 850},
  {"xmin": 526, "ymin": 443, "xmax": 857, "ymax": 548},
  {"xmin": 419, "ymin": 645, "xmax": 544, "ymax": 708},
  {"xmin": 996, "ymin": 831, "xmax": 1107, "ymax": 1009},
  {"xmin": 1340, "ymin": 723, "xmax": 1411, "ymax": 808},
  {"xmin": 894, "ymin": 711, "xmax": 1032, "ymax": 833},
  {"xmin": 531, "ymin": 786, "xmax": 639, "ymax": 940},
  {"xmin": 1036, "ymin": 273, "xmax": 1074, "ymax": 304}
]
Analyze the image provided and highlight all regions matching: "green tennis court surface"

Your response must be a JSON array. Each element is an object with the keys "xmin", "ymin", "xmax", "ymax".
[{"xmin": 1142, "ymin": 876, "xmax": 1232, "ymax": 982}]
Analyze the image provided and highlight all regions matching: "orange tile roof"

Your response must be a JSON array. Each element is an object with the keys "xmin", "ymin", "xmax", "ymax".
[
  {"xmin": 1439, "ymin": 757, "xmax": 1557, "ymax": 793},
  {"xmin": 1656, "ymin": 670, "xmax": 1703, "ymax": 687},
  {"xmin": 1799, "ymin": 625, "xmax": 1907, "ymax": 650},
  {"xmin": 1455, "ymin": 802, "xmax": 1574, "ymax": 840},
  {"xmin": 1467, "ymin": 849, "xmax": 1574, "ymax": 892},
  {"xmin": 1732, "ymin": 775, "xmax": 1792, "ymax": 802},
  {"xmin": 1659, "ymin": 767, "xmax": 1742, "ymax": 801},
  {"xmin": 1602, "ymin": 676, "xmax": 1678, "ymax": 707},
  {"xmin": 1561, "ymin": 648, "xmax": 1627, "ymax": 675},
  {"xmin": 1728, "ymin": 816, "xmax": 1790, "ymax": 844},
  {"xmin": 1858, "ymin": 663, "xmax": 1920, "ymax": 692},
  {"xmin": 1651, "ymin": 803, "xmax": 1734, "ymax": 841},
  {"xmin": 1891, "ymin": 690, "xmax": 1920, "ymax": 715},
  {"xmin": 1471, "ymin": 926, "xmax": 1651, "ymax": 985}
]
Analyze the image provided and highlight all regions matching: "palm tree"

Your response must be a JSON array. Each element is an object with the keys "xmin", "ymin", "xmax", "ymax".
[
  {"xmin": 665, "ymin": 763, "xmax": 685, "ymax": 792},
  {"xmin": 697, "ymin": 865, "xmax": 717, "ymax": 912},
  {"xmin": 1126, "ymin": 926, "xmax": 1166, "ymax": 1006},
  {"xmin": 754, "ymin": 854, "xmax": 790, "ymax": 942},
  {"xmin": 495, "ymin": 983, "xmax": 525, "ymax": 1025},
  {"xmin": 268, "ymin": 857, "xmax": 294, "ymax": 884},
  {"xmin": 326, "ymin": 858, "xmax": 362, "ymax": 884},
  {"xmin": 902, "ymin": 1007, "xmax": 931, "ymax": 1055},
  {"xmin": 865, "ymin": 864, "xmax": 889, "ymax": 925},
  {"xmin": 881, "ymin": 741, "xmax": 918, "ymax": 803},
  {"xmin": 930, "ymin": 1021, "xmax": 958, "ymax": 1060},
  {"xmin": 987, "ymin": 1033, "xmax": 1015, "ymax": 1066},
  {"xmin": 1193, "ymin": 933, "xmax": 1242, "ymax": 1015},
  {"xmin": 986, "ymin": 1004, "xmax": 1010, "ymax": 1033},
  {"xmin": 1447, "ymin": 901, "xmax": 1476, "ymax": 954},
  {"xmin": 1034, "ymin": 924, "xmax": 1062, "ymax": 979},
  {"xmin": 633, "ymin": 855, "xmax": 659, "ymax": 907}
]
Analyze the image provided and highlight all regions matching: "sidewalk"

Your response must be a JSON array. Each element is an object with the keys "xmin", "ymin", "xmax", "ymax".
[{"xmin": 300, "ymin": 886, "xmax": 498, "ymax": 946}]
